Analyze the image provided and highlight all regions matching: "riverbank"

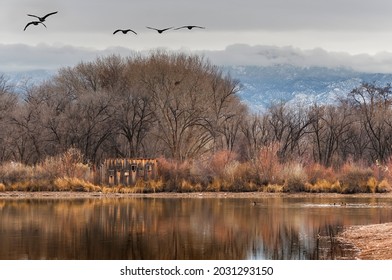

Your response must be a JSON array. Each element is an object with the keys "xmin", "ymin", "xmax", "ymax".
[
  {"xmin": 338, "ymin": 223, "xmax": 392, "ymax": 260},
  {"xmin": 2, "ymin": 191, "xmax": 392, "ymax": 199}
]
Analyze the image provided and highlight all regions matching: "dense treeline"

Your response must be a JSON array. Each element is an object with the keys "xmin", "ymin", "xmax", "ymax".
[
  {"xmin": 0, "ymin": 52, "xmax": 244, "ymax": 164},
  {"xmin": 1, "ymin": 51, "xmax": 392, "ymax": 192}
]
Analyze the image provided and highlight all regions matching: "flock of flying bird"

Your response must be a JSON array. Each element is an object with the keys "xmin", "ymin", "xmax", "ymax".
[{"xmin": 23, "ymin": 11, "xmax": 206, "ymax": 34}]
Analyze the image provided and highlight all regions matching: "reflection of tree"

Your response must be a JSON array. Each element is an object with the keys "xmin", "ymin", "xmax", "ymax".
[{"xmin": 1, "ymin": 197, "xmax": 392, "ymax": 259}]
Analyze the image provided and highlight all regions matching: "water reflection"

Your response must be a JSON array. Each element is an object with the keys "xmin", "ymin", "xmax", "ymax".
[{"xmin": 1, "ymin": 196, "xmax": 391, "ymax": 260}]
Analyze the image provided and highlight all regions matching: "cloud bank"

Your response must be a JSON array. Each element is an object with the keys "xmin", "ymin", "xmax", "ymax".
[
  {"xmin": 2, "ymin": 43, "xmax": 392, "ymax": 74},
  {"xmin": 200, "ymin": 44, "xmax": 392, "ymax": 73}
]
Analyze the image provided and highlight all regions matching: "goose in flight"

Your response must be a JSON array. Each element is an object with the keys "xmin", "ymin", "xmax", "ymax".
[
  {"xmin": 24, "ymin": 21, "xmax": 46, "ymax": 31},
  {"xmin": 175, "ymin": 25, "xmax": 205, "ymax": 30},
  {"xmin": 113, "ymin": 29, "xmax": 137, "ymax": 35},
  {"xmin": 146, "ymin": 26, "xmax": 173, "ymax": 34},
  {"xmin": 27, "ymin": 11, "xmax": 58, "ymax": 22}
]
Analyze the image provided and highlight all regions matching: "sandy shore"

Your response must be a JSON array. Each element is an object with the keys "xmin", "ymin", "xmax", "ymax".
[{"xmin": 337, "ymin": 223, "xmax": 392, "ymax": 260}]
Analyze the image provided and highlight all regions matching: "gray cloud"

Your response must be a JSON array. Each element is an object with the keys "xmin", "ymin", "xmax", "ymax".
[
  {"xmin": 2, "ymin": 43, "xmax": 392, "ymax": 74},
  {"xmin": 0, "ymin": 43, "xmax": 137, "ymax": 71},
  {"xmin": 199, "ymin": 44, "xmax": 392, "ymax": 73}
]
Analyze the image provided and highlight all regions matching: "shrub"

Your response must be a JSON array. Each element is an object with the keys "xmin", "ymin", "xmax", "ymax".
[
  {"xmin": 305, "ymin": 163, "xmax": 336, "ymax": 185},
  {"xmin": 0, "ymin": 162, "xmax": 34, "ymax": 185},
  {"xmin": 41, "ymin": 148, "xmax": 90, "ymax": 180},
  {"xmin": 253, "ymin": 143, "xmax": 283, "ymax": 185},
  {"xmin": 0, "ymin": 183, "xmax": 5, "ymax": 192},
  {"xmin": 339, "ymin": 162, "xmax": 373, "ymax": 193},
  {"xmin": 208, "ymin": 150, "xmax": 238, "ymax": 179},
  {"xmin": 157, "ymin": 157, "xmax": 191, "ymax": 182},
  {"xmin": 281, "ymin": 162, "xmax": 307, "ymax": 192}
]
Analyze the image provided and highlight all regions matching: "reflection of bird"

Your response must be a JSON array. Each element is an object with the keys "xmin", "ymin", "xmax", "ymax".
[
  {"xmin": 175, "ymin": 25, "xmax": 205, "ymax": 30},
  {"xmin": 146, "ymin": 26, "xmax": 173, "ymax": 33},
  {"xmin": 113, "ymin": 29, "xmax": 137, "ymax": 35},
  {"xmin": 27, "ymin": 11, "xmax": 58, "ymax": 22},
  {"xmin": 24, "ymin": 21, "xmax": 46, "ymax": 31}
]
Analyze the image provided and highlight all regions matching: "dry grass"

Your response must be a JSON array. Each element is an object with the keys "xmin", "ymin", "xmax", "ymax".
[
  {"xmin": 304, "ymin": 179, "xmax": 342, "ymax": 193},
  {"xmin": 179, "ymin": 179, "xmax": 203, "ymax": 192},
  {"xmin": 264, "ymin": 184, "xmax": 284, "ymax": 193},
  {"xmin": 377, "ymin": 179, "xmax": 392, "ymax": 193},
  {"xmin": 9, "ymin": 179, "xmax": 53, "ymax": 192},
  {"xmin": 1, "ymin": 148, "xmax": 392, "ymax": 194},
  {"xmin": 101, "ymin": 178, "xmax": 164, "ymax": 194},
  {"xmin": 53, "ymin": 177, "xmax": 101, "ymax": 192},
  {"xmin": 338, "ymin": 223, "xmax": 392, "ymax": 259},
  {"xmin": 206, "ymin": 178, "xmax": 227, "ymax": 192}
]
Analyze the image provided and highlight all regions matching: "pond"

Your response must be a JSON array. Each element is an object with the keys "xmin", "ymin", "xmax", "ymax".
[{"xmin": 1, "ymin": 195, "xmax": 392, "ymax": 260}]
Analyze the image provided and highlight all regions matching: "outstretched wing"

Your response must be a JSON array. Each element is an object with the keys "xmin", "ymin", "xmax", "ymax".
[
  {"xmin": 24, "ymin": 21, "xmax": 34, "ymax": 31},
  {"xmin": 23, "ymin": 21, "xmax": 46, "ymax": 31},
  {"xmin": 42, "ymin": 11, "xmax": 58, "ymax": 20},
  {"xmin": 113, "ymin": 29, "xmax": 121, "ymax": 34},
  {"xmin": 175, "ymin": 25, "xmax": 205, "ymax": 30},
  {"xmin": 146, "ymin": 26, "xmax": 158, "ymax": 31},
  {"xmin": 161, "ymin": 27, "xmax": 174, "ymax": 32},
  {"xmin": 128, "ymin": 29, "xmax": 137, "ymax": 35},
  {"xmin": 27, "ymin": 14, "xmax": 40, "ymax": 20}
]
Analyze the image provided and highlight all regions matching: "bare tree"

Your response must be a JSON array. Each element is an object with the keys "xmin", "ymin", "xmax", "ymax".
[
  {"xmin": 0, "ymin": 75, "xmax": 18, "ymax": 161},
  {"xmin": 140, "ymin": 52, "xmax": 215, "ymax": 160},
  {"xmin": 349, "ymin": 82, "xmax": 392, "ymax": 162}
]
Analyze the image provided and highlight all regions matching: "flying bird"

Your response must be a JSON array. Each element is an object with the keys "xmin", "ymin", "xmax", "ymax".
[
  {"xmin": 146, "ymin": 26, "xmax": 173, "ymax": 34},
  {"xmin": 113, "ymin": 29, "xmax": 137, "ymax": 35},
  {"xmin": 24, "ymin": 21, "xmax": 47, "ymax": 31},
  {"xmin": 27, "ymin": 11, "xmax": 58, "ymax": 22},
  {"xmin": 175, "ymin": 25, "xmax": 205, "ymax": 30}
]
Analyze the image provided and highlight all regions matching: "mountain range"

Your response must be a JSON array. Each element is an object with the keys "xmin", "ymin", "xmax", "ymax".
[
  {"xmin": 3, "ymin": 65, "xmax": 392, "ymax": 112},
  {"xmin": 223, "ymin": 64, "xmax": 392, "ymax": 112}
]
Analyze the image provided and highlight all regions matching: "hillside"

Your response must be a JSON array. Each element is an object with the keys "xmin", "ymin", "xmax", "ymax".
[{"xmin": 224, "ymin": 65, "xmax": 392, "ymax": 112}]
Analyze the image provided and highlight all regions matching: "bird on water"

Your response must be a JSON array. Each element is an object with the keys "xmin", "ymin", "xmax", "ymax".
[
  {"xmin": 24, "ymin": 21, "xmax": 46, "ymax": 31},
  {"xmin": 113, "ymin": 29, "xmax": 137, "ymax": 35},
  {"xmin": 27, "ymin": 11, "xmax": 58, "ymax": 22},
  {"xmin": 146, "ymin": 26, "xmax": 173, "ymax": 33}
]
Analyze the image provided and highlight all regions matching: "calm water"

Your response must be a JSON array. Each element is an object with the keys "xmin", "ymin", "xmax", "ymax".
[{"xmin": 1, "ymin": 195, "xmax": 392, "ymax": 260}]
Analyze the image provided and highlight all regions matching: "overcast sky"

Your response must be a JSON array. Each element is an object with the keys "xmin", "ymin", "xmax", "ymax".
[{"xmin": 2, "ymin": 0, "xmax": 392, "ymax": 72}]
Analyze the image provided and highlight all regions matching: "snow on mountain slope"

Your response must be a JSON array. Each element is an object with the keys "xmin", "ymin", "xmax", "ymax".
[{"xmin": 224, "ymin": 65, "xmax": 392, "ymax": 112}]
